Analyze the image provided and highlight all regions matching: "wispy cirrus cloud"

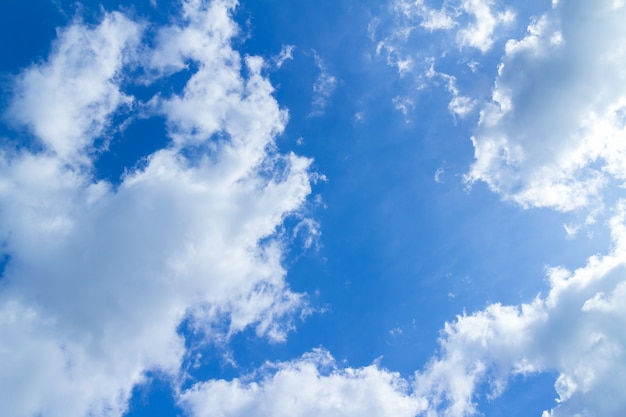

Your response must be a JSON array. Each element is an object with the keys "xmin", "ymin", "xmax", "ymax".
[
  {"xmin": 273, "ymin": 44, "xmax": 295, "ymax": 68},
  {"xmin": 309, "ymin": 51, "xmax": 337, "ymax": 117},
  {"xmin": 412, "ymin": 201, "xmax": 626, "ymax": 417}
]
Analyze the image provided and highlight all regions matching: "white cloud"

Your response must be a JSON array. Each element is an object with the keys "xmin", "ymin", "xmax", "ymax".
[
  {"xmin": 0, "ymin": 2, "xmax": 314, "ymax": 417},
  {"xmin": 428, "ymin": 61, "xmax": 477, "ymax": 118},
  {"xmin": 377, "ymin": 1, "xmax": 507, "ymax": 118},
  {"xmin": 563, "ymin": 223, "xmax": 580, "ymax": 238},
  {"xmin": 393, "ymin": 95, "xmax": 415, "ymax": 122},
  {"xmin": 466, "ymin": 1, "xmax": 626, "ymax": 212},
  {"xmin": 394, "ymin": 0, "xmax": 456, "ymax": 32},
  {"xmin": 179, "ymin": 349, "xmax": 425, "ymax": 417},
  {"xmin": 391, "ymin": 0, "xmax": 514, "ymax": 52},
  {"xmin": 456, "ymin": 0, "xmax": 515, "ymax": 52},
  {"xmin": 6, "ymin": 12, "xmax": 141, "ymax": 164},
  {"xmin": 434, "ymin": 167, "xmax": 445, "ymax": 183},
  {"xmin": 309, "ymin": 52, "xmax": 337, "ymax": 117},
  {"xmin": 448, "ymin": 95, "xmax": 477, "ymax": 117},
  {"xmin": 372, "ymin": 2, "xmax": 626, "ymax": 416},
  {"xmin": 181, "ymin": 195, "xmax": 626, "ymax": 417},
  {"xmin": 412, "ymin": 202, "xmax": 626, "ymax": 417},
  {"xmin": 274, "ymin": 44, "xmax": 295, "ymax": 68}
]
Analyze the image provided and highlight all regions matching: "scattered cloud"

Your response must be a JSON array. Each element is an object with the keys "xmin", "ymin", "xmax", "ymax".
[
  {"xmin": 367, "ymin": 17, "xmax": 381, "ymax": 41},
  {"xmin": 374, "ymin": 2, "xmax": 626, "ymax": 417},
  {"xmin": 563, "ymin": 223, "xmax": 580, "ymax": 238},
  {"xmin": 390, "ymin": 0, "xmax": 515, "ymax": 53},
  {"xmin": 393, "ymin": 0, "xmax": 457, "ymax": 32},
  {"xmin": 309, "ymin": 52, "xmax": 337, "ymax": 117},
  {"xmin": 392, "ymin": 95, "xmax": 415, "ymax": 122},
  {"xmin": 466, "ymin": 1, "xmax": 626, "ymax": 212},
  {"xmin": 448, "ymin": 95, "xmax": 477, "ymax": 118},
  {"xmin": 375, "ymin": 1, "xmax": 509, "ymax": 122},
  {"xmin": 413, "ymin": 201, "xmax": 626, "ymax": 417},
  {"xmin": 425, "ymin": 59, "xmax": 477, "ymax": 118},
  {"xmin": 179, "ymin": 349, "xmax": 425, "ymax": 417},
  {"xmin": 3, "ymin": 2, "xmax": 626, "ymax": 417},
  {"xmin": 377, "ymin": 0, "xmax": 626, "ymax": 213},
  {"xmin": 0, "ymin": 2, "xmax": 314, "ymax": 416},
  {"xmin": 273, "ymin": 44, "xmax": 294, "ymax": 68},
  {"xmin": 456, "ymin": 0, "xmax": 515, "ymax": 52},
  {"xmin": 434, "ymin": 167, "xmax": 445, "ymax": 183}
]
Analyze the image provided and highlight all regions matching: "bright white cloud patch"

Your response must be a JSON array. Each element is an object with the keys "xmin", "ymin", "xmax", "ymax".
[
  {"xmin": 391, "ymin": 0, "xmax": 514, "ymax": 52},
  {"xmin": 4, "ymin": 1, "xmax": 626, "ymax": 417},
  {"xmin": 0, "ymin": 1, "xmax": 313, "ymax": 416},
  {"xmin": 177, "ymin": 192, "xmax": 626, "ymax": 417},
  {"xmin": 274, "ymin": 44, "xmax": 295, "ymax": 68},
  {"xmin": 7, "ymin": 12, "xmax": 141, "ymax": 163},
  {"xmin": 414, "ymin": 202, "xmax": 626, "ymax": 417},
  {"xmin": 456, "ymin": 0, "xmax": 515, "ymax": 52},
  {"xmin": 467, "ymin": 1, "xmax": 626, "ymax": 211},
  {"xmin": 180, "ymin": 349, "xmax": 425, "ymax": 417},
  {"xmin": 373, "ymin": 1, "xmax": 626, "ymax": 416},
  {"xmin": 379, "ymin": 0, "xmax": 626, "ymax": 211},
  {"xmin": 377, "ymin": 1, "xmax": 513, "ymax": 120}
]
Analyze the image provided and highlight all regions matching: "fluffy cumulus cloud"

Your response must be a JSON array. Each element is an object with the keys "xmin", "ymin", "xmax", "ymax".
[
  {"xmin": 178, "ymin": 194, "xmax": 626, "ymax": 417},
  {"xmin": 180, "ymin": 349, "xmax": 425, "ymax": 417},
  {"xmin": 467, "ymin": 0, "xmax": 626, "ymax": 211},
  {"xmin": 203, "ymin": 198, "xmax": 624, "ymax": 417},
  {"xmin": 413, "ymin": 201, "xmax": 626, "ymax": 417},
  {"xmin": 367, "ymin": 1, "xmax": 626, "ymax": 416},
  {"xmin": 373, "ymin": 0, "xmax": 626, "ymax": 209},
  {"xmin": 0, "ymin": 1, "xmax": 313, "ymax": 416},
  {"xmin": 6, "ymin": 12, "xmax": 141, "ymax": 163},
  {"xmin": 178, "ymin": 202, "xmax": 626, "ymax": 417}
]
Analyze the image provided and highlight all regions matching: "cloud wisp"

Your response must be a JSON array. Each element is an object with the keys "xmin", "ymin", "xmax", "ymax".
[
  {"xmin": 309, "ymin": 52, "xmax": 337, "ymax": 117},
  {"xmin": 392, "ymin": 0, "xmax": 515, "ymax": 52},
  {"xmin": 378, "ymin": 0, "xmax": 626, "ymax": 213}
]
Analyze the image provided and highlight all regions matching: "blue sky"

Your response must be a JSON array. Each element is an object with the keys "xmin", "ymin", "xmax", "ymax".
[{"xmin": 1, "ymin": 1, "xmax": 625, "ymax": 417}]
